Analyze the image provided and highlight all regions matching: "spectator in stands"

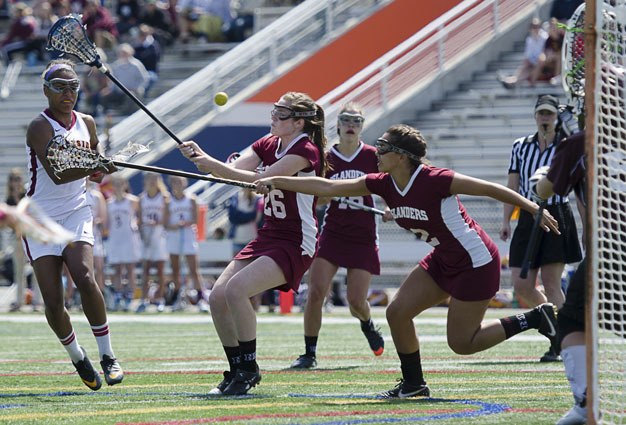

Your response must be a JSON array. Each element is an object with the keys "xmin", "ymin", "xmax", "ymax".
[
  {"xmin": 255, "ymin": 123, "xmax": 561, "ymax": 399},
  {"xmin": 80, "ymin": 48, "xmax": 112, "ymax": 116},
  {"xmin": 550, "ymin": 0, "xmax": 584, "ymax": 23},
  {"xmin": 538, "ymin": 17, "xmax": 564, "ymax": 86},
  {"xmin": 115, "ymin": 0, "xmax": 142, "ymax": 39},
  {"xmin": 289, "ymin": 103, "xmax": 388, "ymax": 370},
  {"xmin": 102, "ymin": 43, "xmax": 150, "ymax": 113},
  {"xmin": 31, "ymin": 2, "xmax": 58, "ymax": 65},
  {"xmin": 178, "ymin": 91, "xmax": 327, "ymax": 396},
  {"xmin": 0, "ymin": 2, "xmax": 40, "ymax": 65},
  {"xmin": 499, "ymin": 95, "xmax": 583, "ymax": 362},
  {"xmin": 132, "ymin": 25, "xmax": 161, "ymax": 98},
  {"xmin": 139, "ymin": 0, "xmax": 177, "ymax": 46},
  {"xmin": 177, "ymin": 0, "xmax": 233, "ymax": 42},
  {"xmin": 497, "ymin": 17, "xmax": 548, "ymax": 89},
  {"xmin": 82, "ymin": 0, "xmax": 118, "ymax": 49}
]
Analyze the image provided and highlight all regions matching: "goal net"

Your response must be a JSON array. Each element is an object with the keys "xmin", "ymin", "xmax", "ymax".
[{"xmin": 584, "ymin": 0, "xmax": 626, "ymax": 424}]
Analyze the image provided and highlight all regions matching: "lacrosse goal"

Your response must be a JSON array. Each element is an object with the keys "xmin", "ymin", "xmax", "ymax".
[{"xmin": 586, "ymin": 0, "xmax": 626, "ymax": 424}]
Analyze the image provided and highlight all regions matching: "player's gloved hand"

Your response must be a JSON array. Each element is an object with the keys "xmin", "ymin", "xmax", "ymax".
[
  {"xmin": 558, "ymin": 105, "xmax": 579, "ymax": 137},
  {"xmin": 529, "ymin": 165, "xmax": 550, "ymax": 203}
]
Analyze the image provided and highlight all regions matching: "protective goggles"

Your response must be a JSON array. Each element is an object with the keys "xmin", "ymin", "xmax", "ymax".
[
  {"xmin": 44, "ymin": 78, "xmax": 80, "ymax": 93},
  {"xmin": 338, "ymin": 113, "xmax": 364, "ymax": 125},
  {"xmin": 375, "ymin": 138, "xmax": 421, "ymax": 161},
  {"xmin": 271, "ymin": 104, "xmax": 317, "ymax": 121}
]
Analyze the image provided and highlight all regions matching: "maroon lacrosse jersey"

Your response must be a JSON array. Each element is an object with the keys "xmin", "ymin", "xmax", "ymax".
[
  {"xmin": 317, "ymin": 142, "xmax": 380, "ymax": 274},
  {"xmin": 365, "ymin": 166, "xmax": 500, "ymax": 300},
  {"xmin": 235, "ymin": 133, "xmax": 321, "ymax": 291}
]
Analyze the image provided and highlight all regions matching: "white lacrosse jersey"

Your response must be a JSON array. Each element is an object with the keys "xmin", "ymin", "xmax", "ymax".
[
  {"xmin": 166, "ymin": 194, "xmax": 198, "ymax": 255},
  {"xmin": 107, "ymin": 195, "xmax": 141, "ymax": 264},
  {"xmin": 167, "ymin": 194, "xmax": 194, "ymax": 226},
  {"xmin": 26, "ymin": 110, "xmax": 90, "ymax": 219},
  {"xmin": 140, "ymin": 192, "xmax": 168, "ymax": 261}
]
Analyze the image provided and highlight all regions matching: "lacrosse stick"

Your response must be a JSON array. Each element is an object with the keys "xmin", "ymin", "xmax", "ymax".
[
  {"xmin": 334, "ymin": 197, "xmax": 385, "ymax": 216},
  {"xmin": 561, "ymin": 3, "xmax": 586, "ymax": 114},
  {"xmin": 12, "ymin": 198, "xmax": 74, "ymax": 244},
  {"xmin": 45, "ymin": 135, "xmax": 256, "ymax": 189},
  {"xmin": 519, "ymin": 202, "xmax": 546, "ymax": 279},
  {"xmin": 46, "ymin": 15, "xmax": 183, "ymax": 145}
]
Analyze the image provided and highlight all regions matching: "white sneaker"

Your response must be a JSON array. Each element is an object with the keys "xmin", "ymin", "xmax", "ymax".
[{"xmin": 556, "ymin": 406, "xmax": 587, "ymax": 425}]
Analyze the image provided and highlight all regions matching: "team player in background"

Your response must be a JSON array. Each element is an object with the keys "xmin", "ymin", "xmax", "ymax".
[
  {"xmin": 256, "ymin": 124, "xmax": 560, "ymax": 398},
  {"xmin": 106, "ymin": 174, "xmax": 142, "ymax": 312},
  {"xmin": 87, "ymin": 181, "xmax": 108, "ymax": 295},
  {"xmin": 165, "ymin": 175, "xmax": 208, "ymax": 312},
  {"xmin": 290, "ymin": 103, "xmax": 388, "ymax": 370},
  {"xmin": 22, "ymin": 59, "xmax": 122, "ymax": 390},
  {"xmin": 136, "ymin": 172, "xmax": 170, "ymax": 313},
  {"xmin": 178, "ymin": 91, "xmax": 326, "ymax": 396}
]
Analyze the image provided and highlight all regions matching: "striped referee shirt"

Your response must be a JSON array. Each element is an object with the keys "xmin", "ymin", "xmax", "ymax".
[{"xmin": 508, "ymin": 133, "xmax": 569, "ymax": 205}]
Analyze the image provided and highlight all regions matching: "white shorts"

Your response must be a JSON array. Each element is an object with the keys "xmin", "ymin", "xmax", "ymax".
[
  {"xmin": 22, "ymin": 206, "xmax": 94, "ymax": 262},
  {"xmin": 141, "ymin": 224, "xmax": 168, "ymax": 262},
  {"xmin": 106, "ymin": 229, "xmax": 141, "ymax": 265},
  {"xmin": 166, "ymin": 227, "xmax": 198, "ymax": 256}
]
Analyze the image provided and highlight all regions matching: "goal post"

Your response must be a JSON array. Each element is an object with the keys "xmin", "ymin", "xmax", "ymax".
[{"xmin": 585, "ymin": 0, "xmax": 626, "ymax": 424}]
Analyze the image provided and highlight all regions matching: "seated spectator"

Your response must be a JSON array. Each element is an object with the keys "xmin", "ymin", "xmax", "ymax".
[
  {"xmin": 132, "ymin": 24, "xmax": 161, "ymax": 97},
  {"xmin": 115, "ymin": 0, "xmax": 141, "ymax": 39},
  {"xmin": 139, "ymin": 0, "xmax": 177, "ymax": 46},
  {"xmin": 82, "ymin": 0, "xmax": 118, "ymax": 49},
  {"xmin": 177, "ymin": 0, "xmax": 233, "ymax": 42},
  {"xmin": 79, "ymin": 48, "xmax": 112, "ymax": 116},
  {"xmin": 30, "ymin": 1, "xmax": 59, "ymax": 65},
  {"xmin": 0, "ymin": 3, "xmax": 40, "ymax": 65},
  {"xmin": 102, "ymin": 43, "xmax": 149, "ymax": 113},
  {"xmin": 535, "ymin": 17, "xmax": 564, "ymax": 86},
  {"xmin": 497, "ymin": 17, "xmax": 548, "ymax": 89}
]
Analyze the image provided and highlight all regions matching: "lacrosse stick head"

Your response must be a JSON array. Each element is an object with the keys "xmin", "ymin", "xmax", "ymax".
[
  {"xmin": 15, "ymin": 198, "xmax": 74, "ymax": 244},
  {"xmin": 562, "ymin": 3, "xmax": 586, "ymax": 113},
  {"xmin": 46, "ymin": 15, "xmax": 103, "ymax": 68},
  {"xmin": 46, "ymin": 134, "xmax": 111, "ymax": 178}
]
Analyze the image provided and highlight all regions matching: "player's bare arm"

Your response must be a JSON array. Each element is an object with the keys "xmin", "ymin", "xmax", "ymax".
[
  {"xmin": 256, "ymin": 175, "xmax": 371, "ymax": 199},
  {"xmin": 450, "ymin": 172, "xmax": 559, "ymax": 234}
]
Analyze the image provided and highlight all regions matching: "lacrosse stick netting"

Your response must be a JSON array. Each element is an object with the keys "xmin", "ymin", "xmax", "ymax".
[
  {"xmin": 561, "ymin": 3, "xmax": 586, "ymax": 113},
  {"xmin": 46, "ymin": 15, "xmax": 104, "ymax": 69}
]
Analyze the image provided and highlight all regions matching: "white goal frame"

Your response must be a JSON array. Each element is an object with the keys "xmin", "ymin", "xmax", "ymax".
[{"xmin": 586, "ymin": 0, "xmax": 626, "ymax": 424}]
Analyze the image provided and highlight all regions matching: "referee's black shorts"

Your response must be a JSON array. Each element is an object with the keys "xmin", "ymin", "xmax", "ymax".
[{"xmin": 509, "ymin": 203, "xmax": 582, "ymax": 268}]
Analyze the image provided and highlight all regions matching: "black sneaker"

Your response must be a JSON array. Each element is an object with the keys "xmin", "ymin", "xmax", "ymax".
[
  {"xmin": 540, "ymin": 346, "xmax": 563, "ymax": 363},
  {"xmin": 536, "ymin": 303, "xmax": 559, "ymax": 354},
  {"xmin": 207, "ymin": 371, "xmax": 233, "ymax": 395},
  {"xmin": 290, "ymin": 354, "xmax": 317, "ymax": 369},
  {"xmin": 72, "ymin": 348, "xmax": 102, "ymax": 391},
  {"xmin": 362, "ymin": 323, "xmax": 385, "ymax": 356},
  {"xmin": 100, "ymin": 354, "xmax": 124, "ymax": 386},
  {"xmin": 377, "ymin": 379, "xmax": 430, "ymax": 399},
  {"xmin": 222, "ymin": 368, "xmax": 262, "ymax": 396}
]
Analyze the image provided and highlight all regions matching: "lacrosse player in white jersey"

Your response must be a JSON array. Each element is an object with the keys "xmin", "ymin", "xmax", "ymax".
[{"xmin": 23, "ymin": 59, "xmax": 122, "ymax": 391}]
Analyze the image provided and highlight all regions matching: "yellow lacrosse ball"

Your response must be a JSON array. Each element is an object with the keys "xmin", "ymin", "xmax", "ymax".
[{"xmin": 214, "ymin": 91, "xmax": 228, "ymax": 106}]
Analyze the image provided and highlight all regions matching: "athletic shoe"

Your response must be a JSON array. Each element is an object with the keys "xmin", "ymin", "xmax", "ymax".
[
  {"xmin": 100, "ymin": 355, "xmax": 124, "ymax": 386},
  {"xmin": 72, "ymin": 348, "xmax": 102, "ymax": 391},
  {"xmin": 222, "ymin": 368, "xmax": 261, "ymax": 396},
  {"xmin": 362, "ymin": 323, "xmax": 385, "ymax": 356},
  {"xmin": 377, "ymin": 379, "xmax": 430, "ymax": 399},
  {"xmin": 536, "ymin": 303, "xmax": 559, "ymax": 354},
  {"xmin": 290, "ymin": 354, "xmax": 317, "ymax": 369},
  {"xmin": 540, "ymin": 346, "xmax": 562, "ymax": 362},
  {"xmin": 556, "ymin": 405, "xmax": 587, "ymax": 425},
  {"xmin": 207, "ymin": 371, "xmax": 233, "ymax": 395}
]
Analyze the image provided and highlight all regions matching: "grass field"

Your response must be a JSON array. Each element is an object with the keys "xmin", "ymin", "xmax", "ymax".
[{"xmin": 0, "ymin": 307, "xmax": 571, "ymax": 425}]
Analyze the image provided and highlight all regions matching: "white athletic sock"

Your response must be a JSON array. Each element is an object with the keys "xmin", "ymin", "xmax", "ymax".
[
  {"xmin": 562, "ymin": 345, "xmax": 587, "ymax": 406},
  {"xmin": 91, "ymin": 323, "xmax": 115, "ymax": 360},
  {"xmin": 59, "ymin": 330, "xmax": 85, "ymax": 363}
]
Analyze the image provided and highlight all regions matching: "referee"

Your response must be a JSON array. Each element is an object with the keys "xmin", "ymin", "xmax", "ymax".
[{"xmin": 499, "ymin": 94, "xmax": 583, "ymax": 362}]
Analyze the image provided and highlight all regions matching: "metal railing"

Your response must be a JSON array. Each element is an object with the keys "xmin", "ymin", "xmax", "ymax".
[
  {"xmin": 191, "ymin": 0, "xmax": 549, "ymax": 238},
  {"xmin": 107, "ymin": 0, "xmax": 387, "ymax": 163}
]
